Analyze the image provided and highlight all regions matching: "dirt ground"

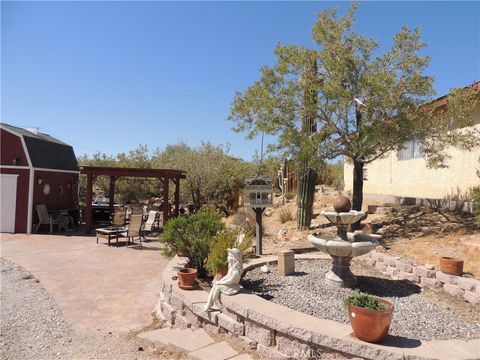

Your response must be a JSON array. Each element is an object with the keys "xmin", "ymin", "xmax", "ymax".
[{"xmin": 228, "ymin": 187, "xmax": 480, "ymax": 279}]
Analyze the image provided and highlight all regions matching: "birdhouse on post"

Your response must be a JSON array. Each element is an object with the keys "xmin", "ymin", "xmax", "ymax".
[{"xmin": 244, "ymin": 175, "xmax": 273, "ymax": 255}]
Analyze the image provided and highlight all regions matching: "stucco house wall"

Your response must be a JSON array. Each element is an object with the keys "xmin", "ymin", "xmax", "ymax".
[{"xmin": 344, "ymin": 108, "xmax": 480, "ymax": 201}]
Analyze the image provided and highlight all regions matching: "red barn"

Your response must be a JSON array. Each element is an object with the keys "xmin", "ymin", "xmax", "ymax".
[{"xmin": 1, "ymin": 123, "xmax": 79, "ymax": 233}]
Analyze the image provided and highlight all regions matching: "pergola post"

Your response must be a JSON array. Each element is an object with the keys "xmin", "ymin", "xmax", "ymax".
[
  {"xmin": 109, "ymin": 176, "xmax": 116, "ymax": 215},
  {"xmin": 85, "ymin": 173, "xmax": 93, "ymax": 234},
  {"xmin": 173, "ymin": 178, "xmax": 180, "ymax": 216},
  {"xmin": 163, "ymin": 177, "xmax": 170, "ymax": 222}
]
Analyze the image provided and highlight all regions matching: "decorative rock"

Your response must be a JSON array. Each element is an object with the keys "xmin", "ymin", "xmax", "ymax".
[
  {"xmin": 456, "ymin": 277, "xmax": 478, "ymax": 292},
  {"xmin": 174, "ymin": 313, "xmax": 192, "ymax": 329},
  {"xmin": 395, "ymin": 260, "xmax": 413, "ymax": 273},
  {"xmin": 443, "ymin": 284, "xmax": 465, "ymax": 297},
  {"xmin": 276, "ymin": 333, "xmax": 312, "ymax": 356},
  {"xmin": 464, "ymin": 290, "xmax": 480, "ymax": 304},
  {"xmin": 435, "ymin": 271, "xmax": 458, "ymax": 285},
  {"xmin": 333, "ymin": 195, "xmax": 351, "ymax": 213},
  {"xmin": 383, "ymin": 255, "xmax": 396, "ymax": 267},
  {"xmin": 413, "ymin": 266, "xmax": 436, "ymax": 278},
  {"xmin": 385, "ymin": 267, "xmax": 399, "ymax": 277},
  {"xmin": 264, "ymin": 209, "xmax": 273, "ymax": 217},
  {"xmin": 277, "ymin": 250, "xmax": 295, "ymax": 277},
  {"xmin": 277, "ymin": 229, "xmax": 288, "ymax": 240},
  {"xmin": 420, "ymin": 277, "xmax": 442, "ymax": 288},
  {"xmin": 375, "ymin": 262, "xmax": 387, "ymax": 272},
  {"xmin": 364, "ymin": 258, "xmax": 376, "ymax": 267},
  {"xmin": 424, "ymin": 263, "xmax": 435, "ymax": 270},
  {"xmin": 398, "ymin": 271, "xmax": 419, "ymax": 283}
]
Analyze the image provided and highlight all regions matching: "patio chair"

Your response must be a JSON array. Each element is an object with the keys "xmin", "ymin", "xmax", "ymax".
[
  {"xmin": 111, "ymin": 208, "xmax": 126, "ymax": 229},
  {"xmin": 121, "ymin": 214, "xmax": 143, "ymax": 246},
  {"xmin": 141, "ymin": 210, "xmax": 158, "ymax": 239},
  {"xmin": 34, "ymin": 204, "xmax": 63, "ymax": 233}
]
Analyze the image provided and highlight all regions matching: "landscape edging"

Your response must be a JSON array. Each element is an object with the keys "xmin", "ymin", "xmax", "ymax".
[
  {"xmin": 364, "ymin": 251, "xmax": 480, "ymax": 304},
  {"xmin": 155, "ymin": 254, "xmax": 466, "ymax": 360}
]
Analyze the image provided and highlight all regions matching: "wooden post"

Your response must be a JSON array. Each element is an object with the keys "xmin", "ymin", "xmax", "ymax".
[
  {"xmin": 173, "ymin": 178, "xmax": 180, "ymax": 216},
  {"xmin": 85, "ymin": 173, "xmax": 93, "ymax": 234},
  {"xmin": 109, "ymin": 176, "xmax": 116, "ymax": 216},
  {"xmin": 163, "ymin": 177, "xmax": 169, "ymax": 222},
  {"xmin": 254, "ymin": 207, "xmax": 265, "ymax": 256}
]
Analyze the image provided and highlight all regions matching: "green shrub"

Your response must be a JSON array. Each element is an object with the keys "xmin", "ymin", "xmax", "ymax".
[
  {"xmin": 159, "ymin": 211, "xmax": 225, "ymax": 277},
  {"xmin": 472, "ymin": 186, "xmax": 480, "ymax": 226},
  {"xmin": 278, "ymin": 208, "xmax": 294, "ymax": 224},
  {"xmin": 342, "ymin": 290, "xmax": 387, "ymax": 311},
  {"xmin": 206, "ymin": 230, "xmax": 252, "ymax": 276}
]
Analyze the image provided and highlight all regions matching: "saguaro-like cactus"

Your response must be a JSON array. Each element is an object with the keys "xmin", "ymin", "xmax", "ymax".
[{"xmin": 296, "ymin": 56, "xmax": 318, "ymax": 230}]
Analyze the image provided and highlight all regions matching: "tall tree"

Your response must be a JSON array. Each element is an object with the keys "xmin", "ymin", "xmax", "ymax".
[
  {"xmin": 231, "ymin": 3, "xmax": 480, "ymax": 230},
  {"xmin": 229, "ymin": 48, "xmax": 327, "ymax": 230}
]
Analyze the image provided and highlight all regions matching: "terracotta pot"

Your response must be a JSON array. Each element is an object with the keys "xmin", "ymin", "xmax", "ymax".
[
  {"xmin": 177, "ymin": 268, "xmax": 197, "ymax": 289},
  {"xmin": 348, "ymin": 299, "xmax": 393, "ymax": 343},
  {"xmin": 214, "ymin": 266, "xmax": 228, "ymax": 281},
  {"xmin": 439, "ymin": 257, "xmax": 463, "ymax": 276}
]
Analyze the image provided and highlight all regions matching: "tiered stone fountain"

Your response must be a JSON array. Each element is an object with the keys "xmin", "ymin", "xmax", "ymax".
[{"xmin": 308, "ymin": 196, "xmax": 380, "ymax": 288}]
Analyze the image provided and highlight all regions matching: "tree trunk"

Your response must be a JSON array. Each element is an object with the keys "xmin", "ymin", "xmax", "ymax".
[
  {"xmin": 351, "ymin": 159, "xmax": 364, "ymax": 231},
  {"xmin": 296, "ymin": 164, "xmax": 316, "ymax": 230}
]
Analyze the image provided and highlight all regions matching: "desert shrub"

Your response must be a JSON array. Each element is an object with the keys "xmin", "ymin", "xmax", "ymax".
[
  {"xmin": 206, "ymin": 229, "xmax": 251, "ymax": 276},
  {"xmin": 159, "ymin": 211, "xmax": 225, "ymax": 277},
  {"xmin": 278, "ymin": 208, "xmax": 294, "ymax": 224},
  {"xmin": 472, "ymin": 186, "xmax": 480, "ymax": 226},
  {"xmin": 230, "ymin": 208, "xmax": 258, "ymax": 236},
  {"xmin": 285, "ymin": 192, "xmax": 296, "ymax": 201}
]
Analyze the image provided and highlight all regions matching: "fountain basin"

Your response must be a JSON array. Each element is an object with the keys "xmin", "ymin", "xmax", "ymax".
[
  {"xmin": 308, "ymin": 232, "xmax": 379, "ymax": 258},
  {"xmin": 322, "ymin": 210, "xmax": 365, "ymax": 225}
]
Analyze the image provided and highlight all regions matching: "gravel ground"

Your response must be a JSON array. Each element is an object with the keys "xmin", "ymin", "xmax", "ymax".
[
  {"xmin": 242, "ymin": 259, "xmax": 480, "ymax": 341},
  {"xmin": 0, "ymin": 258, "xmax": 178, "ymax": 360}
]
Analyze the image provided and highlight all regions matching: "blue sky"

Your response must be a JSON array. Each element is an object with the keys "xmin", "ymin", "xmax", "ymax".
[{"xmin": 2, "ymin": 1, "xmax": 479, "ymax": 161}]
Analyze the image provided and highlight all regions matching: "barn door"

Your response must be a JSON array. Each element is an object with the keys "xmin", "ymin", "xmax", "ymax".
[{"xmin": 0, "ymin": 174, "xmax": 18, "ymax": 233}]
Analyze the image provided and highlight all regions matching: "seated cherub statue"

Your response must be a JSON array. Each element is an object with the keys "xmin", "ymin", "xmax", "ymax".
[{"xmin": 204, "ymin": 247, "xmax": 243, "ymax": 311}]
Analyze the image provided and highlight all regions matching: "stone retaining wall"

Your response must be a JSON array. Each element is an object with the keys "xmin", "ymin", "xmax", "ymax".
[
  {"xmin": 155, "ymin": 255, "xmax": 480, "ymax": 360},
  {"xmin": 364, "ymin": 251, "xmax": 480, "ymax": 304}
]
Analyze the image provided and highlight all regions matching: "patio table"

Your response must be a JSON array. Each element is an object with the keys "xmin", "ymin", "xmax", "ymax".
[{"xmin": 96, "ymin": 227, "xmax": 127, "ymax": 247}]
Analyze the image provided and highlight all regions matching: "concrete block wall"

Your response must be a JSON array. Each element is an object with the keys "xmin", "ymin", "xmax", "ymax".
[{"xmin": 364, "ymin": 251, "xmax": 480, "ymax": 304}]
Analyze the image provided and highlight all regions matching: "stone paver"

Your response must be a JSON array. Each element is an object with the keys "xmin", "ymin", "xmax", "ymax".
[
  {"xmin": 187, "ymin": 341, "xmax": 238, "ymax": 360},
  {"xmin": 139, "ymin": 328, "xmax": 215, "ymax": 353},
  {"xmin": 0, "ymin": 232, "xmax": 168, "ymax": 332}
]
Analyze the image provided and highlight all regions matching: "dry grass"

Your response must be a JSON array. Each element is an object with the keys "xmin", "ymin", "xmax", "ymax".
[
  {"xmin": 389, "ymin": 231, "xmax": 480, "ymax": 278},
  {"xmin": 278, "ymin": 208, "xmax": 294, "ymax": 224}
]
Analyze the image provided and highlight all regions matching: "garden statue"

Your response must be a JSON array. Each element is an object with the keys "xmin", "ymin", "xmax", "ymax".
[{"xmin": 204, "ymin": 248, "xmax": 243, "ymax": 311}]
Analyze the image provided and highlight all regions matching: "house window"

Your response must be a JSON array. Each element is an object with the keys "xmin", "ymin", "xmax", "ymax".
[{"xmin": 397, "ymin": 139, "xmax": 424, "ymax": 161}]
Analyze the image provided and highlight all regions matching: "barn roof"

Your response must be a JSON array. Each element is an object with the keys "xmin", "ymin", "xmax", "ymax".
[{"xmin": 1, "ymin": 123, "xmax": 78, "ymax": 171}]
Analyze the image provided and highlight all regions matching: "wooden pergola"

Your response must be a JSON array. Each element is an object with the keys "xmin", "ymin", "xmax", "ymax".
[{"xmin": 79, "ymin": 166, "xmax": 186, "ymax": 233}]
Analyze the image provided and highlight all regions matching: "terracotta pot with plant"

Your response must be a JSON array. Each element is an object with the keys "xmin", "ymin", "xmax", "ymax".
[
  {"xmin": 177, "ymin": 268, "xmax": 198, "ymax": 289},
  {"xmin": 343, "ymin": 291, "xmax": 394, "ymax": 343}
]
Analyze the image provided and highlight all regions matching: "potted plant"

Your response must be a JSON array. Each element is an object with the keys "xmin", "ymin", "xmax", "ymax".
[
  {"xmin": 177, "ymin": 268, "xmax": 198, "ymax": 289},
  {"xmin": 206, "ymin": 230, "xmax": 251, "ymax": 280},
  {"xmin": 342, "ymin": 291, "xmax": 394, "ymax": 343},
  {"xmin": 159, "ymin": 211, "xmax": 226, "ymax": 286}
]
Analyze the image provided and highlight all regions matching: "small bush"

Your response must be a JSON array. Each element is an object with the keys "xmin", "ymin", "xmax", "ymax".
[
  {"xmin": 472, "ymin": 186, "xmax": 480, "ymax": 226},
  {"xmin": 342, "ymin": 290, "xmax": 387, "ymax": 311},
  {"xmin": 159, "ymin": 211, "xmax": 225, "ymax": 278},
  {"xmin": 206, "ymin": 229, "xmax": 251, "ymax": 276},
  {"xmin": 278, "ymin": 208, "xmax": 294, "ymax": 224}
]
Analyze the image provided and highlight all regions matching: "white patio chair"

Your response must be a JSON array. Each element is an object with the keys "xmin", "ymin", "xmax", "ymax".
[
  {"xmin": 141, "ymin": 210, "xmax": 158, "ymax": 238},
  {"xmin": 34, "ymin": 204, "xmax": 63, "ymax": 233}
]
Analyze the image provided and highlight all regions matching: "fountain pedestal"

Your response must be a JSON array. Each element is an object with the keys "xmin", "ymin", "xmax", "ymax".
[{"xmin": 326, "ymin": 256, "xmax": 356, "ymax": 288}]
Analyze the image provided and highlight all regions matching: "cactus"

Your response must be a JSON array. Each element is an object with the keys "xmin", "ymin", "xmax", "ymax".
[
  {"xmin": 296, "ymin": 165, "xmax": 316, "ymax": 230},
  {"xmin": 296, "ymin": 55, "xmax": 318, "ymax": 230}
]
